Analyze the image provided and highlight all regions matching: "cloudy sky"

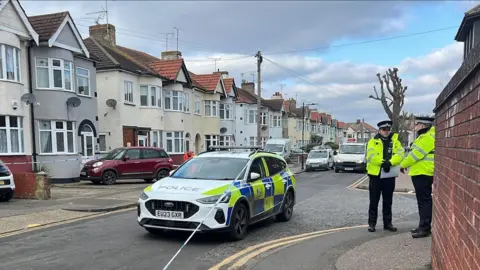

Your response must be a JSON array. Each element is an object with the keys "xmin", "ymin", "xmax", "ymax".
[{"xmin": 21, "ymin": 0, "xmax": 477, "ymax": 125}]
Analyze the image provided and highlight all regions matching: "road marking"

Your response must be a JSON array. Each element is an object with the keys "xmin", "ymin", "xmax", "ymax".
[
  {"xmin": 0, "ymin": 207, "xmax": 135, "ymax": 239},
  {"xmin": 208, "ymin": 224, "xmax": 367, "ymax": 270},
  {"xmin": 228, "ymin": 232, "xmax": 332, "ymax": 269},
  {"xmin": 346, "ymin": 175, "xmax": 368, "ymax": 189}
]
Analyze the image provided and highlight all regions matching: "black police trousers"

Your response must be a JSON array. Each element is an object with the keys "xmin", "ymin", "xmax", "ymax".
[
  {"xmin": 368, "ymin": 175, "xmax": 395, "ymax": 226},
  {"xmin": 412, "ymin": 175, "xmax": 433, "ymax": 231}
]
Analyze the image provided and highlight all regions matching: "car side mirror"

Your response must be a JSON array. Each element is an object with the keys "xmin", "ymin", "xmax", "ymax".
[
  {"xmin": 123, "ymin": 155, "xmax": 129, "ymax": 161},
  {"xmin": 249, "ymin": 172, "xmax": 261, "ymax": 181},
  {"xmin": 169, "ymin": 170, "xmax": 175, "ymax": 176}
]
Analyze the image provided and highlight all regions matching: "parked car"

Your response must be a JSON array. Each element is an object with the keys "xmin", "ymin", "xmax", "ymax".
[
  {"xmin": 305, "ymin": 149, "xmax": 334, "ymax": 171},
  {"xmin": 80, "ymin": 147, "xmax": 174, "ymax": 185},
  {"xmin": 0, "ymin": 159, "xmax": 15, "ymax": 202}
]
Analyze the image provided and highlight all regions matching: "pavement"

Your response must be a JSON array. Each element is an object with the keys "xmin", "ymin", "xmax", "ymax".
[
  {"xmin": 0, "ymin": 169, "xmax": 421, "ymax": 269},
  {"xmin": 354, "ymin": 171, "xmax": 416, "ymax": 193}
]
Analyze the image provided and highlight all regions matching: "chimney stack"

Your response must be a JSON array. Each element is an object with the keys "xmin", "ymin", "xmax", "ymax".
[
  {"xmin": 241, "ymin": 82, "xmax": 255, "ymax": 95},
  {"xmin": 356, "ymin": 119, "xmax": 361, "ymax": 124},
  {"xmin": 271, "ymin": 91, "xmax": 283, "ymax": 99},
  {"xmin": 89, "ymin": 24, "xmax": 116, "ymax": 46},
  {"xmin": 161, "ymin": 51, "xmax": 182, "ymax": 60},
  {"xmin": 213, "ymin": 70, "xmax": 229, "ymax": 79}
]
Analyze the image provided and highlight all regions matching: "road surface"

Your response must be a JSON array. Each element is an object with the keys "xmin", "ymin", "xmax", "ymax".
[{"xmin": 0, "ymin": 170, "xmax": 417, "ymax": 270}]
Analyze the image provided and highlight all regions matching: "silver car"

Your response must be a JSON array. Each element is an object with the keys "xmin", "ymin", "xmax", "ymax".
[{"xmin": 305, "ymin": 150, "xmax": 334, "ymax": 171}]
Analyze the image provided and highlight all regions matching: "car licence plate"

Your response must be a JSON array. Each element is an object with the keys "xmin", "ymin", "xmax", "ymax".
[
  {"xmin": 345, "ymin": 168, "xmax": 354, "ymax": 171},
  {"xmin": 0, "ymin": 180, "xmax": 4, "ymax": 185},
  {"xmin": 156, "ymin": 210, "xmax": 184, "ymax": 219},
  {"xmin": 80, "ymin": 172, "xmax": 86, "ymax": 176}
]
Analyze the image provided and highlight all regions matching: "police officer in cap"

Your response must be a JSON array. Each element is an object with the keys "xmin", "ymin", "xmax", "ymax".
[
  {"xmin": 400, "ymin": 116, "xmax": 435, "ymax": 238},
  {"xmin": 366, "ymin": 120, "xmax": 405, "ymax": 232}
]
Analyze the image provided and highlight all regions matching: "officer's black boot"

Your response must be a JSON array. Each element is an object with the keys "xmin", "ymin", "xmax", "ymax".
[
  {"xmin": 383, "ymin": 224, "xmax": 397, "ymax": 232},
  {"xmin": 368, "ymin": 225, "xmax": 376, "ymax": 232},
  {"xmin": 412, "ymin": 229, "xmax": 431, "ymax": 238},
  {"xmin": 411, "ymin": 227, "xmax": 420, "ymax": 233}
]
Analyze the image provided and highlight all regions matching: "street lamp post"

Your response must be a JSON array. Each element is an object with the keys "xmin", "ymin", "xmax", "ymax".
[{"xmin": 301, "ymin": 102, "xmax": 318, "ymax": 170}]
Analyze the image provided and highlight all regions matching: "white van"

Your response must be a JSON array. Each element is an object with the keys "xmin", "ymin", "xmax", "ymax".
[
  {"xmin": 333, "ymin": 142, "xmax": 367, "ymax": 173},
  {"xmin": 306, "ymin": 149, "xmax": 334, "ymax": 171},
  {"xmin": 264, "ymin": 138, "xmax": 291, "ymax": 160}
]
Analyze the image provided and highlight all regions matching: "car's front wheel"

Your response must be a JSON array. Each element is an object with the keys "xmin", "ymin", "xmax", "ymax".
[
  {"xmin": 156, "ymin": 169, "xmax": 169, "ymax": 180},
  {"xmin": 276, "ymin": 190, "xmax": 294, "ymax": 222},
  {"xmin": 229, "ymin": 203, "xmax": 249, "ymax": 240},
  {"xmin": 0, "ymin": 190, "xmax": 14, "ymax": 202},
  {"xmin": 102, "ymin": 170, "xmax": 117, "ymax": 185}
]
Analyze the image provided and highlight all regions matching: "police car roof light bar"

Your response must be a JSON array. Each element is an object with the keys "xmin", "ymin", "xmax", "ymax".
[{"xmin": 206, "ymin": 146, "xmax": 263, "ymax": 152}]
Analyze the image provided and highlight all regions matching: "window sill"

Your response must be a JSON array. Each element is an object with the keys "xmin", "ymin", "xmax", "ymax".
[
  {"xmin": 164, "ymin": 109, "xmax": 188, "ymax": 113},
  {"xmin": 124, "ymin": 102, "xmax": 135, "ymax": 106},
  {"xmin": 78, "ymin": 94, "xmax": 93, "ymax": 98},
  {"xmin": 204, "ymin": 116, "xmax": 219, "ymax": 118},
  {"xmin": 194, "ymin": 113, "xmax": 201, "ymax": 116},
  {"xmin": 0, "ymin": 79, "xmax": 23, "ymax": 85},
  {"xmin": 0, "ymin": 153, "xmax": 27, "ymax": 156},
  {"xmin": 220, "ymin": 119, "xmax": 234, "ymax": 121},
  {"xmin": 139, "ymin": 106, "xmax": 162, "ymax": 109},
  {"xmin": 36, "ymin": 88, "xmax": 76, "ymax": 93},
  {"xmin": 37, "ymin": 153, "xmax": 79, "ymax": 156}
]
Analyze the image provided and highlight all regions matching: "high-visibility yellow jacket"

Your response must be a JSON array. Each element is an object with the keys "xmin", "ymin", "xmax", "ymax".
[
  {"xmin": 400, "ymin": 126, "xmax": 435, "ymax": 176},
  {"xmin": 366, "ymin": 133, "xmax": 404, "ymax": 176}
]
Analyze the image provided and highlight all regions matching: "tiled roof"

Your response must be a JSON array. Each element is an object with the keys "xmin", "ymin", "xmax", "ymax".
[
  {"xmin": 189, "ymin": 73, "xmax": 221, "ymax": 92},
  {"xmin": 148, "ymin": 59, "xmax": 183, "ymax": 81},
  {"xmin": 338, "ymin": 121, "xmax": 345, "ymax": 129},
  {"xmin": 28, "ymin": 11, "xmax": 68, "ymax": 41},
  {"xmin": 223, "ymin": 78, "xmax": 235, "ymax": 94},
  {"xmin": 236, "ymin": 88, "xmax": 257, "ymax": 104},
  {"xmin": 262, "ymin": 99, "xmax": 284, "ymax": 111},
  {"xmin": 83, "ymin": 37, "xmax": 156, "ymax": 75},
  {"xmin": 116, "ymin": 45, "xmax": 160, "ymax": 65},
  {"xmin": 236, "ymin": 88, "xmax": 281, "ymax": 111},
  {"xmin": 311, "ymin": 111, "xmax": 320, "ymax": 121},
  {"xmin": 345, "ymin": 122, "xmax": 377, "ymax": 133},
  {"xmin": 188, "ymin": 72, "xmax": 206, "ymax": 90}
]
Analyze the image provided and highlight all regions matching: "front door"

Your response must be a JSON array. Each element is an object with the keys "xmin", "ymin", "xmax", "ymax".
[
  {"xmin": 138, "ymin": 135, "xmax": 148, "ymax": 146},
  {"xmin": 80, "ymin": 125, "xmax": 95, "ymax": 164}
]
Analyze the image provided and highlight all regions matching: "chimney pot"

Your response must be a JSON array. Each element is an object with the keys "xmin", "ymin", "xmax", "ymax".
[{"xmin": 89, "ymin": 24, "xmax": 116, "ymax": 46}]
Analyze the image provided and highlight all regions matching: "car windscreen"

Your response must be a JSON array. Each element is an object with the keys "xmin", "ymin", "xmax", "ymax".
[
  {"xmin": 339, "ymin": 145, "xmax": 365, "ymax": 154},
  {"xmin": 171, "ymin": 157, "xmax": 249, "ymax": 180},
  {"xmin": 0, "ymin": 160, "xmax": 10, "ymax": 176},
  {"xmin": 308, "ymin": 151, "xmax": 327, "ymax": 158},
  {"xmin": 264, "ymin": 144, "xmax": 284, "ymax": 152},
  {"xmin": 100, "ymin": 148, "xmax": 126, "ymax": 160}
]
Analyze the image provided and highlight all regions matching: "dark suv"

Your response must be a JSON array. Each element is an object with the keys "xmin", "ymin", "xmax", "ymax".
[{"xmin": 80, "ymin": 147, "xmax": 174, "ymax": 185}]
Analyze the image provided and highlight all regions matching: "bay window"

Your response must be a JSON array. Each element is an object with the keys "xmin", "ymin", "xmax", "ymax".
[
  {"xmin": 249, "ymin": 137, "xmax": 256, "ymax": 146},
  {"xmin": 35, "ymin": 57, "xmax": 74, "ymax": 91},
  {"xmin": 204, "ymin": 100, "xmax": 219, "ymax": 117},
  {"xmin": 76, "ymin": 67, "xmax": 90, "ymax": 96},
  {"xmin": 271, "ymin": 116, "xmax": 281, "ymax": 127},
  {"xmin": 150, "ymin": 130, "xmax": 163, "ymax": 148},
  {"xmin": 0, "ymin": 44, "xmax": 21, "ymax": 82},
  {"xmin": 165, "ymin": 131, "xmax": 183, "ymax": 153},
  {"xmin": 194, "ymin": 96, "xmax": 201, "ymax": 114},
  {"xmin": 124, "ymin": 81, "xmax": 134, "ymax": 103},
  {"xmin": 0, "ymin": 116, "xmax": 24, "ymax": 154},
  {"xmin": 261, "ymin": 112, "xmax": 267, "ymax": 125},
  {"xmin": 39, "ymin": 120, "xmax": 76, "ymax": 154},
  {"xmin": 219, "ymin": 135, "xmax": 232, "ymax": 146},
  {"xmin": 140, "ymin": 85, "xmax": 161, "ymax": 107},
  {"xmin": 205, "ymin": 135, "xmax": 218, "ymax": 150},
  {"xmin": 248, "ymin": 110, "xmax": 257, "ymax": 124},
  {"xmin": 164, "ymin": 90, "xmax": 188, "ymax": 112},
  {"xmin": 220, "ymin": 104, "xmax": 232, "ymax": 120}
]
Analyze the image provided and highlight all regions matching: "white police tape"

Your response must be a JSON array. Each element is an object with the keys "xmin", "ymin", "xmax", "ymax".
[{"xmin": 2, "ymin": 157, "xmax": 92, "ymax": 165}]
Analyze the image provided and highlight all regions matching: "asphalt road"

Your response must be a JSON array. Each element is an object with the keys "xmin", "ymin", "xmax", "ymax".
[{"xmin": 0, "ymin": 170, "xmax": 418, "ymax": 270}]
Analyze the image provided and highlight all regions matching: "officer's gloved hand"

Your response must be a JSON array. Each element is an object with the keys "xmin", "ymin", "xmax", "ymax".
[{"xmin": 382, "ymin": 160, "xmax": 392, "ymax": 173}]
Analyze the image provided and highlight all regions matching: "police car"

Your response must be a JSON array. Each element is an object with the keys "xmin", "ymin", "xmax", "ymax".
[{"xmin": 137, "ymin": 146, "xmax": 297, "ymax": 240}]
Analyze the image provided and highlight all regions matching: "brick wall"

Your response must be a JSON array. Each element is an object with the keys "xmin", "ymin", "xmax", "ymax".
[
  {"xmin": 0, "ymin": 155, "xmax": 32, "ymax": 173},
  {"xmin": 123, "ymin": 127, "xmax": 135, "ymax": 146},
  {"xmin": 432, "ymin": 51, "xmax": 480, "ymax": 269}
]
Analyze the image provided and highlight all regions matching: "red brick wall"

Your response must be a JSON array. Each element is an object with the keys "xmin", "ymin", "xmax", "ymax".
[
  {"xmin": 123, "ymin": 127, "xmax": 135, "ymax": 146},
  {"xmin": 169, "ymin": 154, "xmax": 184, "ymax": 166},
  {"xmin": 0, "ymin": 155, "xmax": 32, "ymax": 173},
  {"xmin": 12, "ymin": 172, "xmax": 37, "ymax": 199},
  {"xmin": 432, "ymin": 67, "xmax": 480, "ymax": 269}
]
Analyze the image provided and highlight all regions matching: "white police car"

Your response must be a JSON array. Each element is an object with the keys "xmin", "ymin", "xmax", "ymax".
[
  {"xmin": 0, "ymin": 159, "xmax": 15, "ymax": 202},
  {"xmin": 137, "ymin": 146, "xmax": 297, "ymax": 240}
]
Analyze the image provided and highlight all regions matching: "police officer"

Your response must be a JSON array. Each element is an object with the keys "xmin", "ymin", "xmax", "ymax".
[
  {"xmin": 366, "ymin": 120, "xmax": 405, "ymax": 232},
  {"xmin": 400, "ymin": 116, "xmax": 435, "ymax": 238}
]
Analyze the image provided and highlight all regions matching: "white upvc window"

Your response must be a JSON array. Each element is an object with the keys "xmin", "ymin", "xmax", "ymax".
[
  {"xmin": 271, "ymin": 116, "xmax": 281, "ymax": 127},
  {"xmin": 204, "ymin": 100, "xmax": 219, "ymax": 117},
  {"xmin": 194, "ymin": 95, "xmax": 201, "ymax": 114},
  {"xmin": 150, "ymin": 130, "xmax": 163, "ymax": 148},
  {"xmin": 248, "ymin": 109, "xmax": 257, "ymax": 124},
  {"xmin": 38, "ymin": 120, "xmax": 76, "ymax": 154},
  {"xmin": 124, "ymin": 81, "xmax": 134, "ymax": 103},
  {"xmin": 164, "ymin": 90, "xmax": 187, "ymax": 112},
  {"xmin": 35, "ymin": 57, "xmax": 74, "ymax": 91},
  {"xmin": 0, "ymin": 44, "xmax": 21, "ymax": 82},
  {"xmin": 165, "ymin": 131, "xmax": 183, "ymax": 154},
  {"xmin": 261, "ymin": 137, "xmax": 267, "ymax": 148},
  {"xmin": 219, "ymin": 135, "xmax": 232, "ymax": 146},
  {"xmin": 98, "ymin": 133, "xmax": 107, "ymax": 152},
  {"xmin": 220, "ymin": 104, "xmax": 232, "ymax": 120},
  {"xmin": 183, "ymin": 92, "xmax": 190, "ymax": 113},
  {"xmin": 260, "ymin": 112, "xmax": 267, "ymax": 125},
  {"xmin": 76, "ymin": 67, "xmax": 90, "ymax": 96},
  {"xmin": 205, "ymin": 135, "xmax": 219, "ymax": 150},
  {"xmin": 0, "ymin": 116, "xmax": 24, "ymax": 154},
  {"xmin": 249, "ymin": 136, "xmax": 256, "ymax": 146},
  {"xmin": 140, "ymin": 85, "xmax": 162, "ymax": 107}
]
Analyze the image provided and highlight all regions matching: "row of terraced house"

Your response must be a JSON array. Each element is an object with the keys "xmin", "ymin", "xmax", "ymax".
[{"xmin": 0, "ymin": 0, "xmax": 367, "ymax": 182}]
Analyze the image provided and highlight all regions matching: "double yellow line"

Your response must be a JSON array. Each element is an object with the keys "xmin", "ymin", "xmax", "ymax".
[
  {"xmin": 209, "ymin": 225, "xmax": 367, "ymax": 270},
  {"xmin": 346, "ymin": 175, "xmax": 368, "ymax": 190}
]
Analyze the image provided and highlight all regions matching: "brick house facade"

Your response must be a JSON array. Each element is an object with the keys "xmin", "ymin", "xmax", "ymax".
[{"xmin": 431, "ymin": 6, "xmax": 480, "ymax": 270}]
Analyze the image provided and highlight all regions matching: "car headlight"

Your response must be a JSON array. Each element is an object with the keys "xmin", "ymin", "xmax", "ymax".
[
  {"xmin": 140, "ymin": 192, "xmax": 149, "ymax": 200},
  {"xmin": 93, "ymin": 161, "xmax": 103, "ymax": 168},
  {"xmin": 306, "ymin": 160, "xmax": 310, "ymax": 164},
  {"xmin": 357, "ymin": 160, "xmax": 364, "ymax": 163},
  {"xmin": 197, "ymin": 193, "xmax": 231, "ymax": 204}
]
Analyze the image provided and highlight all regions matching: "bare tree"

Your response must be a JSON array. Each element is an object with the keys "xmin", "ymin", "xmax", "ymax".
[{"xmin": 369, "ymin": 68, "xmax": 407, "ymax": 133}]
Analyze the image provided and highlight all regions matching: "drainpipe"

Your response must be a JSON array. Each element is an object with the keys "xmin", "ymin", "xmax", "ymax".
[{"xmin": 27, "ymin": 40, "xmax": 37, "ymax": 172}]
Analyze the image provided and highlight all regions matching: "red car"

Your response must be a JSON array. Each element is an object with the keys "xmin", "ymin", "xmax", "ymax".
[{"xmin": 80, "ymin": 147, "xmax": 174, "ymax": 185}]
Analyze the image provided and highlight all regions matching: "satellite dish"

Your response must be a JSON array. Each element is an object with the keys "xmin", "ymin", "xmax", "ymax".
[
  {"xmin": 261, "ymin": 125, "xmax": 268, "ymax": 131},
  {"xmin": 66, "ymin": 97, "xmax": 81, "ymax": 107},
  {"xmin": 220, "ymin": 127, "xmax": 227, "ymax": 133},
  {"xmin": 106, "ymin": 99, "xmax": 117, "ymax": 109},
  {"xmin": 20, "ymin": 93, "xmax": 37, "ymax": 105}
]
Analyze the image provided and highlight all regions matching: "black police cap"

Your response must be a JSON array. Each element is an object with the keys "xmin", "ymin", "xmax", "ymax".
[{"xmin": 377, "ymin": 120, "xmax": 392, "ymax": 129}]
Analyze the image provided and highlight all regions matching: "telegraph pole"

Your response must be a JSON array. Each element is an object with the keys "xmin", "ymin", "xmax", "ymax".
[
  {"xmin": 255, "ymin": 51, "xmax": 263, "ymax": 147},
  {"xmin": 301, "ymin": 102, "xmax": 305, "ymax": 169}
]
